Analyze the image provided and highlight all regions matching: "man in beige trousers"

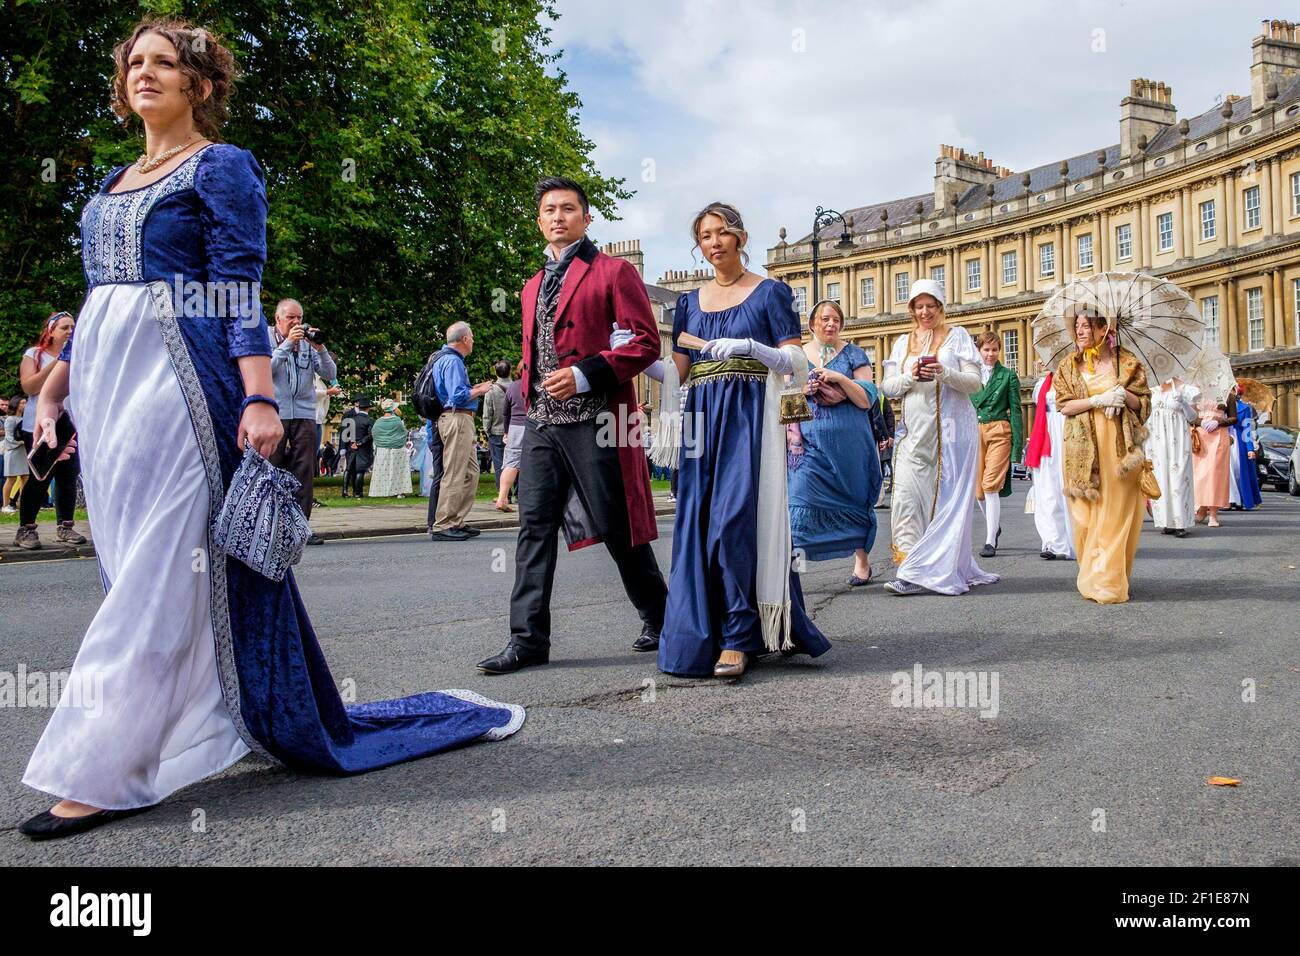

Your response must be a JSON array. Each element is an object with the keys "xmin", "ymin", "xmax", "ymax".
[{"xmin": 430, "ymin": 321, "xmax": 493, "ymax": 541}]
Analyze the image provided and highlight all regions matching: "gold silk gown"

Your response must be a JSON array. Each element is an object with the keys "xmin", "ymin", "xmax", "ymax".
[{"xmin": 1067, "ymin": 368, "xmax": 1144, "ymax": 604}]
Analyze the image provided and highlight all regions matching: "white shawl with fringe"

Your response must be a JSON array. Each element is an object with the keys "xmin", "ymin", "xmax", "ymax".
[{"xmin": 651, "ymin": 345, "xmax": 808, "ymax": 651}]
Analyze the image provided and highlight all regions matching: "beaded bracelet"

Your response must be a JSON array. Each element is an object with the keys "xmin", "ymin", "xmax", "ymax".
[{"xmin": 240, "ymin": 394, "xmax": 280, "ymax": 416}]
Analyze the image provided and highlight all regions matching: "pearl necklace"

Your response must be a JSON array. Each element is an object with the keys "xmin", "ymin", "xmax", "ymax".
[{"xmin": 135, "ymin": 139, "xmax": 196, "ymax": 173}]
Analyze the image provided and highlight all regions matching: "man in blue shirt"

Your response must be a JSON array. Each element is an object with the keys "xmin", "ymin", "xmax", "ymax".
[{"xmin": 430, "ymin": 321, "xmax": 493, "ymax": 541}]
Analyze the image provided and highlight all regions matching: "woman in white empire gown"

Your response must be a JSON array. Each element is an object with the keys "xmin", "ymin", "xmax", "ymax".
[
  {"xmin": 880, "ymin": 279, "xmax": 998, "ymax": 596},
  {"xmin": 1026, "ymin": 372, "xmax": 1074, "ymax": 559},
  {"xmin": 1144, "ymin": 379, "xmax": 1200, "ymax": 536}
]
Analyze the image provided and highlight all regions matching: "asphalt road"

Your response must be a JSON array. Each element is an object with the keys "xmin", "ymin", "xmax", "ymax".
[{"xmin": 1, "ymin": 485, "xmax": 1297, "ymax": 865}]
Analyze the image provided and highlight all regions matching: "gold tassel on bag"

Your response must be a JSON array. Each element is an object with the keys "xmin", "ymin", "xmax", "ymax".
[{"xmin": 1190, "ymin": 425, "xmax": 1202, "ymax": 455}]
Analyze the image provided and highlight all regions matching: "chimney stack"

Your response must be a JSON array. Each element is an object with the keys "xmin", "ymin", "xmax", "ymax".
[
  {"xmin": 1252, "ymin": 19, "xmax": 1300, "ymax": 111},
  {"xmin": 603, "ymin": 238, "xmax": 644, "ymax": 278},
  {"xmin": 1119, "ymin": 78, "xmax": 1177, "ymax": 159},
  {"xmin": 933, "ymin": 145, "xmax": 1011, "ymax": 213}
]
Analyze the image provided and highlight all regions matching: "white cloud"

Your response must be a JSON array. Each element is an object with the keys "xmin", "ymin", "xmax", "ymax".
[{"xmin": 551, "ymin": 0, "xmax": 1283, "ymax": 283}]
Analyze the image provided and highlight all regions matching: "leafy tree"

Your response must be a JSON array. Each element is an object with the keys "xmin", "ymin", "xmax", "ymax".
[{"xmin": 1, "ymin": 0, "xmax": 627, "ymax": 410}]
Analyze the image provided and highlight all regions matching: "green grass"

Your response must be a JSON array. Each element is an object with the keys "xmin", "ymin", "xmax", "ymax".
[{"xmin": 1, "ymin": 475, "xmax": 674, "ymax": 524}]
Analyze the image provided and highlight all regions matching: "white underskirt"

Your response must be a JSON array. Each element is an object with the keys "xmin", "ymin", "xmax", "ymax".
[
  {"xmin": 23, "ymin": 283, "xmax": 249, "ymax": 809},
  {"xmin": 1030, "ymin": 381, "xmax": 1075, "ymax": 557}
]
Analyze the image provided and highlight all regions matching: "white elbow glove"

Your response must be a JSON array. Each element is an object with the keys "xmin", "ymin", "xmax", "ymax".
[
  {"xmin": 744, "ymin": 339, "xmax": 794, "ymax": 375},
  {"xmin": 609, "ymin": 325, "xmax": 634, "ymax": 350},
  {"xmin": 701, "ymin": 337, "xmax": 753, "ymax": 360}
]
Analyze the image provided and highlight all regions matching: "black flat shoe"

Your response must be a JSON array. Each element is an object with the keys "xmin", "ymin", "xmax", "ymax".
[
  {"xmin": 1040, "ymin": 549, "xmax": 1056, "ymax": 560},
  {"xmin": 20, "ymin": 805, "xmax": 153, "ymax": 841},
  {"xmin": 476, "ymin": 644, "xmax": 549, "ymax": 674},
  {"xmin": 430, "ymin": 528, "xmax": 471, "ymax": 541},
  {"xmin": 980, "ymin": 544, "xmax": 996, "ymax": 557},
  {"xmin": 1173, "ymin": 528, "xmax": 1188, "ymax": 538},
  {"xmin": 461, "ymin": 526, "xmax": 481, "ymax": 537},
  {"xmin": 306, "ymin": 533, "xmax": 325, "ymax": 545},
  {"xmin": 847, "ymin": 571, "xmax": 874, "ymax": 586},
  {"xmin": 632, "ymin": 623, "xmax": 660, "ymax": 652}
]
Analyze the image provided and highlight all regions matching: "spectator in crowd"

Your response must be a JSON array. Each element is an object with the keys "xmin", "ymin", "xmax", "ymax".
[
  {"xmin": 481, "ymin": 360, "xmax": 512, "ymax": 491},
  {"xmin": 429, "ymin": 321, "xmax": 493, "ymax": 541},
  {"xmin": 269, "ymin": 298, "xmax": 337, "ymax": 544},
  {"xmin": 342, "ymin": 394, "xmax": 374, "ymax": 497},
  {"xmin": 15, "ymin": 312, "xmax": 85, "ymax": 550},
  {"xmin": 494, "ymin": 361, "xmax": 526, "ymax": 512},
  {"xmin": 368, "ymin": 398, "xmax": 413, "ymax": 497},
  {"xmin": 3, "ymin": 395, "xmax": 28, "ymax": 513}
]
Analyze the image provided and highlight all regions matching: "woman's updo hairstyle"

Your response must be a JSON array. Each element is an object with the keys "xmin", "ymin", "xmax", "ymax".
[
  {"xmin": 111, "ymin": 18, "xmax": 238, "ymax": 140},
  {"xmin": 690, "ymin": 202, "xmax": 749, "ymax": 267}
]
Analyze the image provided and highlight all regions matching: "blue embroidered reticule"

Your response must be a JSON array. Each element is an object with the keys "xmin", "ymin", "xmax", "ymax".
[{"xmin": 212, "ymin": 444, "xmax": 311, "ymax": 581}]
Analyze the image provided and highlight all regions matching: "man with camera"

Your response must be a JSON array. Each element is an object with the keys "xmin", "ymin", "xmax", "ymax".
[{"xmin": 271, "ymin": 297, "xmax": 337, "ymax": 545}]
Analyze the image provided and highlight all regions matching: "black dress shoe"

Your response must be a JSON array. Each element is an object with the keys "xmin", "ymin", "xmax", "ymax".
[
  {"xmin": 632, "ymin": 623, "xmax": 660, "ymax": 652},
  {"xmin": 1173, "ymin": 528, "xmax": 1188, "ymax": 538},
  {"xmin": 20, "ymin": 805, "xmax": 153, "ymax": 841},
  {"xmin": 430, "ymin": 528, "xmax": 471, "ymax": 541},
  {"xmin": 461, "ymin": 526, "xmax": 482, "ymax": 537},
  {"xmin": 980, "ymin": 543, "xmax": 997, "ymax": 557},
  {"xmin": 306, "ymin": 533, "xmax": 325, "ymax": 545},
  {"xmin": 1040, "ymin": 549, "xmax": 1056, "ymax": 560},
  {"xmin": 847, "ymin": 570, "xmax": 875, "ymax": 586},
  {"xmin": 476, "ymin": 644, "xmax": 549, "ymax": 674}
]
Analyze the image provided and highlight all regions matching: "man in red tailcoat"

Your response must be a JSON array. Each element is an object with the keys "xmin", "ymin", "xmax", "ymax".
[{"xmin": 476, "ymin": 177, "xmax": 668, "ymax": 674}]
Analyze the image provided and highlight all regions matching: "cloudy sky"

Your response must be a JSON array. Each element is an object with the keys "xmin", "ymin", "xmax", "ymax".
[{"xmin": 548, "ymin": 0, "xmax": 1286, "ymax": 283}]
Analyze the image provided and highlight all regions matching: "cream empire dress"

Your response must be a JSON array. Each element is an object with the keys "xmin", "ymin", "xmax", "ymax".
[
  {"xmin": 881, "ymin": 327, "xmax": 999, "ymax": 594},
  {"xmin": 1144, "ymin": 382, "xmax": 1200, "ymax": 530}
]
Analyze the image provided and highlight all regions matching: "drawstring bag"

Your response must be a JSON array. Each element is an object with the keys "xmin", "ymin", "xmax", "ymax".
[{"xmin": 212, "ymin": 441, "xmax": 311, "ymax": 581}]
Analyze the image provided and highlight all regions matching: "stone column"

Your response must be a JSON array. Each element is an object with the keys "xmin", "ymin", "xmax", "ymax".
[
  {"xmin": 1270, "ymin": 155, "xmax": 1285, "ymax": 235},
  {"xmin": 1217, "ymin": 279, "xmax": 1230, "ymax": 353},
  {"xmin": 1055, "ymin": 224, "xmax": 1065, "ymax": 284},
  {"xmin": 1261, "ymin": 159, "xmax": 1276, "ymax": 237},
  {"xmin": 878, "ymin": 261, "xmax": 887, "ymax": 315},
  {"xmin": 1216, "ymin": 175, "xmax": 1230, "ymax": 254},
  {"xmin": 1225, "ymin": 170, "xmax": 1238, "ymax": 248},
  {"xmin": 1181, "ymin": 187, "xmax": 1194, "ymax": 258},
  {"xmin": 1272, "ymin": 266, "xmax": 1286, "ymax": 345},
  {"xmin": 1264, "ymin": 271, "xmax": 1277, "ymax": 349},
  {"xmin": 1141, "ymin": 200, "xmax": 1153, "ymax": 269},
  {"xmin": 1099, "ymin": 209, "xmax": 1110, "ymax": 270},
  {"xmin": 1225, "ymin": 277, "xmax": 1240, "ymax": 355},
  {"xmin": 945, "ymin": 248, "xmax": 955, "ymax": 304},
  {"xmin": 1022, "ymin": 233, "xmax": 1032, "ymax": 294}
]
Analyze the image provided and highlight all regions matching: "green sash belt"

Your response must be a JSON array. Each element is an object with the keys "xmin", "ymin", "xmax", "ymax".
[{"xmin": 686, "ymin": 357, "xmax": 768, "ymax": 386}]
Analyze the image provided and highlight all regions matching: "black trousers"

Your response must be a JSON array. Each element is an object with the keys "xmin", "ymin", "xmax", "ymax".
[
  {"xmin": 509, "ymin": 418, "xmax": 667, "ymax": 652},
  {"xmin": 19, "ymin": 430, "xmax": 79, "ymax": 525},
  {"xmin": 268, "ymin": 418, "xmax": 317, "ymax": 520},
  {"xmin": 344, "ymin": 448, "xmax": 372, "ymax": 497},
  {"xmin": 424, "ymin": 424, "xmax": 445, "ymax": 529}
]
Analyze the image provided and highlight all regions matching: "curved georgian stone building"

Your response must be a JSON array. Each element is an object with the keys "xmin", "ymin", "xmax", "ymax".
[{"xmin": 767, "ymin": 18, "xmax": 1300, "ymax": 429}]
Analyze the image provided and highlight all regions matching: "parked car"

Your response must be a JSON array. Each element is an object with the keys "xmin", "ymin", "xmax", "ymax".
[
  {"xmin": 1290, "ymin": 431, "xmax": 1300, "ymax": 496},
  {"xmin": 1254, "ymin": 425, "xmax": 1297, "ymax": 492}
]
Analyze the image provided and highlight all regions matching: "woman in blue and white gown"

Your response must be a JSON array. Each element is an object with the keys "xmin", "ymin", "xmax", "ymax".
[{"xmin": 21, "ymin": 20, "xmax": 521, "ymax": 839}]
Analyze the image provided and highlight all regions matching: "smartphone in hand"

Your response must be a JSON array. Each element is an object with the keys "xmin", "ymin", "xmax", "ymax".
[{"xmin": 27, "ymin": 411, "xmax": 75, "ymax": 481}]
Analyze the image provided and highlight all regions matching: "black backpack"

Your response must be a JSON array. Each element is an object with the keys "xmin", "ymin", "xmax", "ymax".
[{"xmin": 413, "ymin": 346, "xmax": 452, "ymax": 420}]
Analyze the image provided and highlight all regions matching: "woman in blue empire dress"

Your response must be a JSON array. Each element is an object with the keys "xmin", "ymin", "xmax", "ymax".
[
  {"xmin": 1230, "ymin": 395, "xmax": 1263, "ymax": 511},
  {"xmin": 20, "ymin": 19, "xmax": 522, "ymax": 840},
  {"xmin": 656, "ymin": 203, "xmax": 830, "ymax": 679},
  {"xmin": 788, "ymin": 299, "xmax": 882, "ymax": 586}
]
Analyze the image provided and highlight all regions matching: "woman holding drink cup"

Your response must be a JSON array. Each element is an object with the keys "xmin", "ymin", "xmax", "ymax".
[{"xmin": 879, "ymin": 280, "xmax": 998, "ymax": 596}]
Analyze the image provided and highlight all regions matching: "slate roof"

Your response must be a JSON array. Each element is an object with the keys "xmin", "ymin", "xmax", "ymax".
[{"xmin": 791, "ymin": 78, "xmax": 1300, "ymax": 245}]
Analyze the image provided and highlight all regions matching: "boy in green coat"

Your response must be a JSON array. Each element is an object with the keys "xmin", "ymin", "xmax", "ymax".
[{"xmin": 971, "ymin": 332, "xmax": 1022, "ymax": 556}]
